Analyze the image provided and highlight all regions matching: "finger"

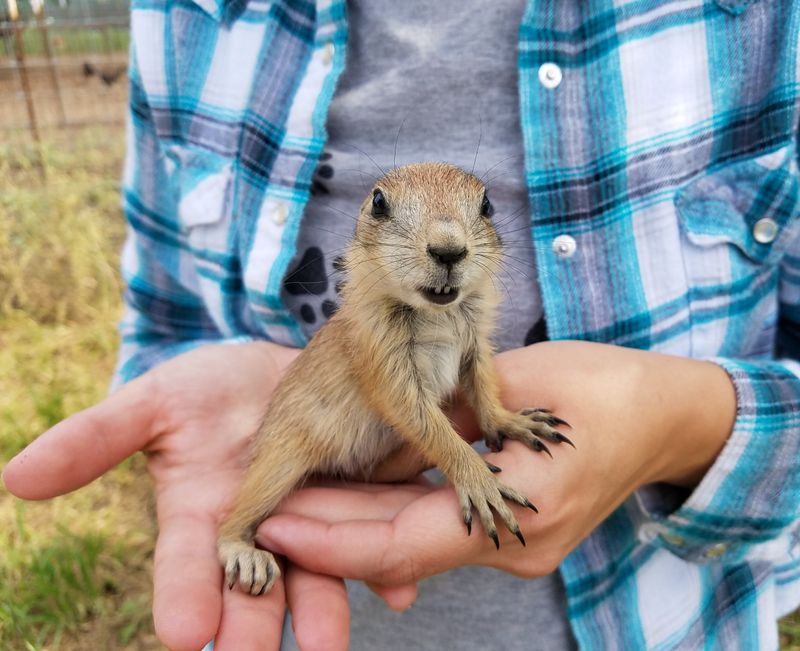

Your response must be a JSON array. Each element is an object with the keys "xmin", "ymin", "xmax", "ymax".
[
  {"xmin": 286, "ymin": 564, "xmax": 349, "ymax": 651},
  {"xmin": 369, "ymin": 445, "xmax": 431, "ymax": 483},
  {"xmin": 152, "ymin": 510, "xmax": 223, "ymax": 651},
  {"xmin": 259, "ymin": 490, "xmax": 481, "ymax": 586},
  {"xmin": 366, "ymin": 581, "xmax": 418, "ymax": 612},
  {"xmin": 2, "ymin": 373, "xmax": 159, "ymax": 499},
  {"xmin": 215, "ymin": 567, "xmax": 287, "ymax": 651},
  {"xmin": 276, "ymin": 484, "xmax": 429, "ymax": 523},
  {"xmin": 446, "ymin": 394, "xmax": 482, "ymax": 443}
]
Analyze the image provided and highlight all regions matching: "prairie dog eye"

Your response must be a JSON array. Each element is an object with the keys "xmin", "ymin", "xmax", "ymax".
[
  {"xmin": 372, "ymin": 189, "xmax": 389, "ymax": 218},
  {"xmin": 481, "ymin": 193, "xmax": 494, "ymax": 218}
]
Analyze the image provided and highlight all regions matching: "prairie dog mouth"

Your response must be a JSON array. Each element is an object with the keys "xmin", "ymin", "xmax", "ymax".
[{"xmin": 419, "ymin": 285, "xmax": 460, "ymax": 305}]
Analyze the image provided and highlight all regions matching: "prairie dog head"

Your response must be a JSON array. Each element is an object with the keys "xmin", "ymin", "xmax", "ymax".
[{"xmin": 344, "ymin": 162, "xmax": 502, "ymax": 311}]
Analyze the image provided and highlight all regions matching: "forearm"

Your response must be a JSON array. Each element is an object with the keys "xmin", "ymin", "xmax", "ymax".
[{"xmin": 636, "ymin": 355, "xmax": 736, "ymax": 488}]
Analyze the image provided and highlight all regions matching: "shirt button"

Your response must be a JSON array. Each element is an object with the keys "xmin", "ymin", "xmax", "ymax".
[
  {"xmin": 703, "ymin": 543, "xmax": 728, "ymax": 559},
  {"xmin": 273, "ymin": 203, "xmax": 288, "ymax": 225},
  {"xmin": 753, "ymin": 217, "xmax": 778, "ymax": 244},
  {"xmin": 322, "ymin": 42, "xmax": 334, "ymax": 66},
  {"xmin": 552, "ymin": 234, "xmax": 577, "ymax": 258},
  {"xmin": 538, "ymin": 62, "xmax": 562, "ymax": 89}
]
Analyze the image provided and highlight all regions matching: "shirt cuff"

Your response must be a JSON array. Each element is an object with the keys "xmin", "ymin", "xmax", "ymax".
[{"xmin": 635, "ymin": 357, "xmax": 800, "ymax": 564}]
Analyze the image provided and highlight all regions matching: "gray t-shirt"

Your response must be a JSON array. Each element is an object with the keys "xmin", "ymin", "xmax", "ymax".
[
  {"xmin": 282, "ymin": 1, "xmax": 546, "ymax": 350},
  {"xmin": 281, "ymin": 2, "xmax": 575, "ymax": 649}
]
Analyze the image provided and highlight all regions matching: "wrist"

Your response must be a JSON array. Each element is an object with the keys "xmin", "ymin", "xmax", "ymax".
[
  {"xmin": 243, "ymin": 340, "xmax": 300, "ymax": 373},
  {"xmin": 650, "ymin": 357, "xmax": 736, "ymax": 488}
]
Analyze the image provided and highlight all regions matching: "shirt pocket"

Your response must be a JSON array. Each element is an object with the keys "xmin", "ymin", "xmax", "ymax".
[
  {"xmin": 161, "ymin": 143, "xmax": 241, "ymax": 334},
  {"xmin": 676, "ymin": 146, "xmax": 800, "ymax": 265},
  {"xmin": 674, "ymin": 144, "xmax": 800, "ymax": 357},
  {"xmin": 164, "ymin": 143, "xmax": 234, "ymax": 254}
]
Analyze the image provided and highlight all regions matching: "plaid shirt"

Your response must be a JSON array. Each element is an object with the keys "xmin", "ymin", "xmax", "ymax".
[{"xmin": 119, "ymin": 0, "xmax": 800, "ymax": 648}]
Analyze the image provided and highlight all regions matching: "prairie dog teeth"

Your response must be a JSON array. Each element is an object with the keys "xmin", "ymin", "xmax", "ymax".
[
  {"xmin": 434, "ymin": 287, "xmax": 442, "ymax": 294},
  {"xmin": 443, "ymin": 286, "xmax": 451, "ymax": 294}
]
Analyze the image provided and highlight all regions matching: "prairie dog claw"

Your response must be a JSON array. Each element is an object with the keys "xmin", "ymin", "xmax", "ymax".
[
  {"xmin": 219, "ymin": 540, "xmax": 281, "ymax": 596},
  {"xmin": 484, "ymin": 408, "xmax": 575, "ymax": 454},
  {"xmin": 456, "ymin": 468, "xmax": 534, "ymax": 549}
]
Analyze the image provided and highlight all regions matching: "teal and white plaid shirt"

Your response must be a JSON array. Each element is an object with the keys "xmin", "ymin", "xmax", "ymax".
[{"xmin": 119, "ymin": 0, "xmax": 800, "ymax": 647}]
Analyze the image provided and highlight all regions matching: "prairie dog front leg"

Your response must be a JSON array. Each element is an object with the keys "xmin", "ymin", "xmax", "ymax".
[
  {"xmin": 461, "ymin": 341, "xmax": 574, "ymax": 455},
  {"xmin": 369, "ymin": 370, "xmax": 535, "ymax": 548},
  {"xmin": 218, "ymin": 432, "xmax": 311, "ymax": 595}
]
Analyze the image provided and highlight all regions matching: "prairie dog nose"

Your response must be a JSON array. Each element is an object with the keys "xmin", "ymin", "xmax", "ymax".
[{"xmin": 427, "ymin": 244, "xmax": 467, "ymax": 267}]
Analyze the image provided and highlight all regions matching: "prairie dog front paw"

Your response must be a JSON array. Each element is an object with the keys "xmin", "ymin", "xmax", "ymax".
[
  {"xmin": 218, "ymin": 540, "xmax": 281, "ymax": 595},
  {"xmin": 454, "ymin": 463, "xmax": 537, "ymax": 548},
  {"xmin": 483, "ymin": 408, "xmax": 574, "ymax": 455}
]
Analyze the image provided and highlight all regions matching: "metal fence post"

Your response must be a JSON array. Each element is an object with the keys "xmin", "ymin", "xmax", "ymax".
[
  {"xmin": 8, "ymin": 0, "xmax": 41, "ymax": 143},
  {"xmin": 33, "ymin": 0, "xmax": 67, "ymax": 126}
]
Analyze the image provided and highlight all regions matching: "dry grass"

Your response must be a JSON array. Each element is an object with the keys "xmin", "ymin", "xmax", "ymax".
[
  {"xmin": 0, "ymin": 126, "xmax": 798, "ymax": 650},
  {"xmin": 0, "ymin": 127, "xmax": 159, "ymax": 650}
]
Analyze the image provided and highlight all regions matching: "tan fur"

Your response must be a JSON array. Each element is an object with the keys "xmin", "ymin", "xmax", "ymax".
[{"xmin": 218, "ymin": 163, "xmax": 569, "ymax": 595}]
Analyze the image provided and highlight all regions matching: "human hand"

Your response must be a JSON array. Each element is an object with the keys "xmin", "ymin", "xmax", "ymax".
[
  {"xmin": 1, "ymin": 342, "xmax": 353, "ymax": 651},
  {"xmin": 258, "ymin": 341, "xmax": 736, "ymax": 602}
]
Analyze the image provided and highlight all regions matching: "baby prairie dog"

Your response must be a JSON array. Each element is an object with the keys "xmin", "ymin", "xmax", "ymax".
[{"xmin": 218, "ymin": 162, "xmax": 572, "ymax": 595}]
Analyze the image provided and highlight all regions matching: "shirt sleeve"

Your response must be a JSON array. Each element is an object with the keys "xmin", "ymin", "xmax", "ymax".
[
  {"xmin": 112, "ymin": 54, "xmax": 253, "ymax": 389},
  {"xmin": 636, "ymin": 241, "xmax": 800, "ymax": 565}
]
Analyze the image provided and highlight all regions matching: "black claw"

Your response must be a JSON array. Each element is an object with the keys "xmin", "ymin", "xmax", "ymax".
[
  {"xmin": 514, "ymin": 528, "xmax": 526, "ymax": 547},
  {"xmin": 493, "ymin": 432, "xmax": 505, "ymax": 452},
  {"xmin": 489, "ymin": 529, "xmax": 500, "ymax": 550},
  {"xmin": 531, "ymin": 437, "xmax": 553, "ymax": 458},
  {"xmin": 556, "ymin": 432, "xmax": 576, "ymax": 448},
  {"xmin": 547, "ymin": 415, "xmax": 571, "ymax": 428},
  {"xmin": 522, "ymin": 407, "xmax": 551, "ymax": 415},
  {"xmin": 257, "ymin": 583, "xmax": 268, "ymax": 596},
  {"xmin": 485, "ymin": 461, "xmax": 502, "ymax": 473},
  {"xmin": 266, "ymin": 561, "xmax": 273, "ymax": 585},
  {"xmin": 464, "ymin": 514, "xmax": 473, "ymax": 536},
  {"xmin": 524, "ymin": 498, "xmax": 539, "ymax": 513},
  {"xmin": 228, "ymin": 563, "xmax": 238, "ymax": 589}
]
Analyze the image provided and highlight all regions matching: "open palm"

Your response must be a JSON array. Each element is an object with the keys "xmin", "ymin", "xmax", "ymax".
[{"xmin": 3, "ymin": 341, "xmax": 352, "ymax": 651}]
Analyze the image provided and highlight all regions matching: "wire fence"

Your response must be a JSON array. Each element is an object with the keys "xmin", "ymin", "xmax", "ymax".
[{"xmin": 1, "ymin": 0, "xmax": 129, "ymax": 138}]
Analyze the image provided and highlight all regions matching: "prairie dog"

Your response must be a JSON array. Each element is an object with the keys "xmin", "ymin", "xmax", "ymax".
[{"xmin": 218, "ymin": 162, "xmax": 572, "ymax": 595}]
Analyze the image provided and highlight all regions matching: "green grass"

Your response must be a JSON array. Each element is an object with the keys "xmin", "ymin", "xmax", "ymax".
[
  {"xmin": 3, "ymin": 516, "xmax": 116, "ymax": 647},
  {"xmin": 784, "ymin": 612, "xmax": 800, "ymax": 651}
]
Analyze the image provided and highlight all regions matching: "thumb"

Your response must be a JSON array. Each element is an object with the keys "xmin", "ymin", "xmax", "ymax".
[
  {"xmin": 2, "ymin": 372, "xmax": 160, "ymax": 499},
  {"xmin": 367, "ymin": 582, "xmax": 418, "ymax": 612}
]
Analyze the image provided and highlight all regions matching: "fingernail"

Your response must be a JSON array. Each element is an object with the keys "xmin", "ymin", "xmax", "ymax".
[{"xmin": 254, "ymin": 520, "xmax": 290, "ymax": 554}]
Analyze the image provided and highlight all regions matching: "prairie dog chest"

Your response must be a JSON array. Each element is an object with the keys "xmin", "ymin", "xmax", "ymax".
[{"xmin": 411, "ymin": 311, "xmax": 473, "ymax": 399}]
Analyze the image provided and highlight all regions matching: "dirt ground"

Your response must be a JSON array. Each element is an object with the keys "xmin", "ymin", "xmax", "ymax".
[{"xmin": 0, "ymin": 53, "xmax": 128, "ymax": 130}]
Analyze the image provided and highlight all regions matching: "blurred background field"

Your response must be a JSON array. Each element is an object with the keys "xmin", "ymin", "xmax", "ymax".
[
  {"xmin": 0, "ymin": 0, "xmax": 162, "ymax": 644},
  {"xmin": 0, "ymin": 128, "xmax": 160, "ymax": 650},
  {"xmin": 2, "ymin": 0, "xmax": 129, "ymax": 131}
]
